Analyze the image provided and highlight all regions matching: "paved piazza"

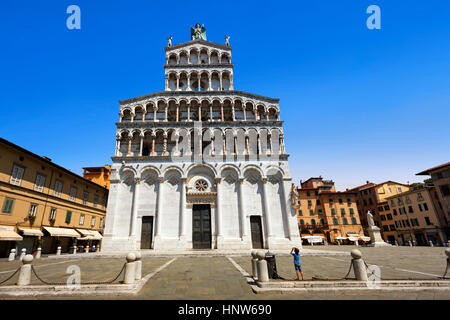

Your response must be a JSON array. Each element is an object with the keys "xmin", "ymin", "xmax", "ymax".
[{"xmin": 0, "ymin": 246, "xmax": 449, "ymax": 299}]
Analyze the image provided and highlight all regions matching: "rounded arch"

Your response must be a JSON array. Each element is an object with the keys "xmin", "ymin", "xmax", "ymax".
[
  {"xmin": 139, "ymin": 165, "xmax": 161, "ymax": 178},
  {"xmin": 219, "ymin": 164, "xmax": 241, "ymax": 177},
  {"xmin": 242, "ymin": 164, "xmax": 265, "ymax": 178},
  {"xmin": 186, "ymin": 163, "xmax": 217, "ymax": 179}
]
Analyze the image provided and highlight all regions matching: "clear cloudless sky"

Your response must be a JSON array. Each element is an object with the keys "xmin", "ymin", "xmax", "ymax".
[{"xmin": 1, "ymin": 1, "xmax": 449, "ymax": 191}]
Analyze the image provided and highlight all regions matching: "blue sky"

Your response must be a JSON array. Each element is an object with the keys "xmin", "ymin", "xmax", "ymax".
[{"xmin": 1, "ymin": 1, "xmax": 449, "ymax": 191}]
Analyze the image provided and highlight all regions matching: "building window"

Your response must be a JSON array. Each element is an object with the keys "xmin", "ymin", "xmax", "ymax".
[
  {"xmin": 341, "ymin": 208, "xmax": 345, "ymax": 215},
  {"xmin": 338, "ymin": 198, "xmax": 343, "ymax": 204},
  {"xmin": 388, "ymin": 188, "xmax": 392, "ymax": 193},
  {"xmin": 69, "ymin": 187, "xmax": 77, "ymax": 201},
  {"xmin": 307, "ymin": 200, "xmax": 312, "ymax": 206},
  {"xmin": 28, "ymin": 204, "xmax": 38, "ymax": 217},
  {"xmin": 299, "ymin": 219, "xmax": 305, "ymax": 226},
  {"xmin": 349, "ymin": 208, "xmax": 354, "ymax": 214},
  {"xmin": 306, "ymin": 191, "xmax": 310, "ymax": 197},
  {"xmin": 383, "ymin": 225, "xmax": 389, "ymax": 231},
  {"xmin": 389, "ymin": 224, "xmax": 396, "ymax": 231},
  {"xmin": 316, "ymin": 199, "xmax": 321, "ymax": 205},
  {"xmin": 320, "ymin": 218, "xmax": 325, "ymax": 225},
  {"xmin": 351, "ymin": 217, "xmax": 357, "ymax": 225},
  {"xmin": 65, "ymin": 211, "xmax": 72, "ymax": 223},
  {"xmin": 387, "ymin": 214, "xmax": 393, "ymax": 220},
  {"xmin": 440, "ymin": 185, "xmax": 450, "ymax": 196},
  {"xmin": 333, "ymin": 218, "xmax": 338, "ymax": 225},
  {"xmin": 398, "ymin": 187, "xmax": 402, "ymax": 193},
  {"xmin": 369, "ymin": 198, "xmax": 373, "ymax": 205},
  {"xmin": 10, "ymin": 164, "xmax": 25, "ymax": 186},
  {"xmin": 397, "ymin": 198, "xmax": 403, "ymax": 205},
  {"xmin": 391, "ymin": 199, "xmax": 395, "ymax": 207},
  {"xmin": 378, "ymin": 206, "xmax": 384, "ymax": 212},
  {"xmin": 2, "ymin": 198, "xmax": 14, "ymax": 214},
  {"xmin": 393, "ymin": 209, "xmax": 397, "ymax": 215},
  {"xmin": 298, "ymin": 209, "xmax": 303, "ymax": 216},
  {"xmin": 54, "ymin": 180, "xmax": 63, "ymax": 197},
  {"xmin": 102, "ymin": 198, "xmax": 106, "ymax": 209},
  {"xmin": 311, "ymin": 219, "xmax": 316, "ymax": 225},
  {"xmin": 384, "ymin": 205, "xmax": 390, "ymax": 210},
  {"xmin": 343, "ymin": 218, "xmax": 348, "ymax": 225},
  {"xmin": 395, "ymin": 221, "xmax": 399, "ymax": 228},
  {"xmin": 347, "ymin": 198, "xmax": 351, "ymax": 205},
  {"xmin": 380, "ymin": 215, "xmax": 386, "ymax": 221},
  {"xmin": 99, "ymin": 218, "xmax": 104, "ymax": 228},
  {"xmin": 34, "ymin": 173, "xmax": 46, "ymax": 192},
  {"xmin": 363, "ymin": 199, "xmax": 367, "ymax": 206},
  {"xmin": 49, "ymin": 208, "xmax": 57, "ymax": 221},
  {"xmin": 418, "ymin": 204, "xmax": 423, "ymax": 212},
  {"xmin": 314, "ymin": 190, "xmax": 318, "ymax": 196},
  {"xmin": 329, "ymin": 198, "xmax": 334, "ymax": 205},
  {"xmin": 83, "ymin": 192, "xmax": 89, "ymax": 205},
  {"xmin": 318, "ymin": 209, "xmax": 323, "ymax": 215},
  {"xmin": 423, "ymin": 203, "xmax": 428, "ymax": 211},
  {"xmin": 79, "ymin": 214, "xmax": 85, "ymax": 225},
  {"xmin": 309, "ymin": 209, "xmax": 314, "ymax": 216},
  {"xmin": 408, "ymin": 206, "xmax": 414, "ymax": 213},
  {"xmin": 424, "ymin": 217, "xmax": 432, "ymax": 225},
  {"xmin": 405, "ymin": 196, "xmax": 411, "ymax": 204},
  {"xmin": 331, "ymin": 208, "xmax": 336, "ymax": 215},
  {"xmin": 417, "ymin": 192, "xmax": 424, "ymax": 201}
]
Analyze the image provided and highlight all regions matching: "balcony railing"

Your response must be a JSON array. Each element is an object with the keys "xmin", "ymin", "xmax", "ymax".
[{"xmin": 299, "ymin": 224, "xmax": 329, "ymax": 229}]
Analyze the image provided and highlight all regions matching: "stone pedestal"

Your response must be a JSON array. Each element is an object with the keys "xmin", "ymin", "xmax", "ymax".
[{"xmin": 367, "ymin": 226, "xmax": 391, "ymax": 247}]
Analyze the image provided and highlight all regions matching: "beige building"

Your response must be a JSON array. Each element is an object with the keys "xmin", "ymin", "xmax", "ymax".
[
  {"xmin": 0, "ymin": 138, "xmax": 108, "ymax": 257},
  {"xmin": 349, "ymin": 181, "xmax": 410, "ymax": 238},
  {"xmin": 293, "ymin": 177, "xmax": 365, "ymax": 244},
  {"xmin": 380, "ymin": 184, "xmax": 448, "ymax": 245},
  {"xmin": 417, "ymin": 162, "xmax": 450, "ymax": 226},
  {"xmin": 83, "ymin": 165, "xmax": 111, "ymax": 189}
]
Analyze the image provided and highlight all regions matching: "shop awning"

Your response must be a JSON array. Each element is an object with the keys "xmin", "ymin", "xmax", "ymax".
[
  {"xmin": 76, "ymin": 229, "xmax": 103, "ymax": 240},
  {"xmin": 19, "ymin": 227, "xmax": 44, "ymax": 237},
  {"xmin": 0, "ymin": 229, "xmax": 23, "ymax": 241},
  {"xmin": 348, "ymin": 236, "xmax": 359, "ymax": 242},
  {"xmin": 42, "ymin": 226, "xmax": 81, "ymax": 238},
  {"xmin": 359, "ymin": 236, "xmax": 371, "ymax": 242},
  {"xmin": 334, "ymin": 236, "xmax": 347, "ymax": 240}
]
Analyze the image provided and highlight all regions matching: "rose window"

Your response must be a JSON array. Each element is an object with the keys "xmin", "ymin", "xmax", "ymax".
[{"xmin": 195, "ymin": 179, "xmax": 208, "ymax": 192}]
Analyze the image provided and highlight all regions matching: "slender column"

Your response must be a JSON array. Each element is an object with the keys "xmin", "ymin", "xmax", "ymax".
[
  {"xmin": 222, "ymin": 135, "xmax": 226, "ymax": 155},
  {"xmin": 245, "ymin": 136, "xmax": 249, "ymax": 155},
  {"xmin": 261, "ymin": 178, "xmax": 273, "ymax": 237},
  {"xmin": 174, "ymin": 132, "xmax": 179, "ymax": 156},
  {"xmin": 165, "ymin": 75, "xmax": 168, "ymax": 90},
  {"xmin": 131, "ymin": 113, "xmax": 135, "ymax": 122},
  {"xmin": 243, "ymin": 106, "xmax": 247, "ymax": 121},
  {"xmin": 233, "ymin": 133, "xmax": 237, "ymax": 155},
  {"xmin": 187, "ymin": 104, "xmax": 191, "ymax": 121},
  {"xmin": 253, "ymin": 109, "xmax": 258, "ymax": 121},
  {"xmin": 208, "ymin": 74, "xmax": 212, "ymax": 91},
  {"xmin": 164, "ymin": 106, "xmax": 168, "ymax": 122},
  {"xmin": 215, "ymin": 178, "xmax": 223, "ymax": 238},
  {"xmin": 127, "ymin": 137, "xmax": 132, "ymax": 156},
  {"xmin": 153, "ymin": 106, "xmax": 157, "ymax": 122},
  {"xmin": 219, "ymin": 74, "xmax": 223, "ymax": 91},
  {"xmin": 280, "ymin": 134, "xmax": 286, "ymax": 154},
  {"xmin": 231, "ymin": 103, "xmax": 235, "ymax": 121},
  {"xmin": 265, "ymin": 112, "xmax": 269, "ymax": 121},
  {"xmin": 220, "ymin": 103, "xmax": 224, "ymax": 121},
  {"xmin": 176, "ymin": 74, "xmax": 180, "ymax": 91},
  {"xmin": 238, "ymin": 178, "xmax": 248, "ymax": 239},
  {"xmin": 151, "ymin": 134, "xmax": 156, "ymax": 155},
  {"xmin": 187, "ymin": 76, "xmax": 191, "ymax": 91},
  {"xmin": 130, "ymin": 178, "xmax": 140, "ymax": 237},
  {"xmin": 209, "ymin": 104, "xmax": 213, "ymax": 122},
  {"xmin": 230, "ymin": 74, "xmax": 234, "ymax": 90},
  {"xmin": 179, "ymin": 178, "xmax": 187, "ymax": 238},
  {"xmin": 139, "ymin": 134, "xmax": 144, "ymax": 156},
  {"xmin": 142, "ymin": 111, "xmax": 146, "ymax": 122},
  {"xmin": 176, "ymin": 105, "xmax": 179, "ymax": 122},
  {"xmin": 198, "ymin": 106, "xmax": 201, "ymax": 121},
  {"xmin": 162, "ymin": 133, "xmax": 169, "ymax": 156},
  {"xmin": 197, "ymin": 77, "xmax": 201, "ymax": 91},
  {"xmin": 268, "ymin": 133, "xmax": 273, "ymax": 155},
  {"xmin": 186, "ymin": 132, "xmax": 192, "ymax": 156},
  {"xmin": 257, "ymin": 134, "xmax": 262, "ymax": 155},
  {"xmin": 155, "ymin": 177, "xmax": 164, "ymax": 238},
  {"xmin": 115, "ymin": 137, "xmax": 120, "ymax": 156}
]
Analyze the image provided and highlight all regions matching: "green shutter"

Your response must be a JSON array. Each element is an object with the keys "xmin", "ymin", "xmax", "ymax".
[
  {"xmin": 2, "ymin": 199, "xmax": 14, "ymax": 213},
  {"xmin": 65, "ymin": 211, "xmax": 72, "ymax": 223}
]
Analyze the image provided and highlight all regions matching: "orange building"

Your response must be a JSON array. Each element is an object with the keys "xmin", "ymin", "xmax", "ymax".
[
  {"xmin": 83, "ymin": 165, "xmax": 111, "ymax": 189},
  {"xmin": 293, "ymin": 177, "xmax": 365, "ymax": 244}
]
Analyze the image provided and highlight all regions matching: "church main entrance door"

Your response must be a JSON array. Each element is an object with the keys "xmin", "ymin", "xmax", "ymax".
[
  {"xmin": 250, "ymin": 216, "xmax": 264, "ymax": 249},
  {"xmin": 192, "ymin": 204, "xmax": 211, "ymax": 249}
]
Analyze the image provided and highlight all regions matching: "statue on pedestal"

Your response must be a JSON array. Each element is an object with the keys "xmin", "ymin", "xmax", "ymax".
[
  {"xmin": 225, "ymin": 35, "xmax": 230, "ymax": 46},
  {"xmin": 367, "ymin": 210, "xmax": 375, "ymax": 228},
  {"xmin": 167, "ymin": 36, "xmax": 172, "ymax": 47}
]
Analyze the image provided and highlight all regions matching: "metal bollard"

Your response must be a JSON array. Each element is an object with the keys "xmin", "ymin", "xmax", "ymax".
[
  {"xmin": 72, "ymin": 246, "xmax": 77, "ymax": 254},
  {"xmin": 123, "ymin": 253, "xmax": 136, "ymax": 284},
  {"xmin": 251, "ymin": 251, "xmax": 258, "ymax": 279},
  {"xmin": 35, "ymin": 247, "xmax": 41, "ymax": 259},
  {"xmin": 17, "ymin": 254, "xmax": 33, "ymax": 286},
  {"xmin": 135, "ymin": 252, "xmax": 142, "ymax": 280},
  {"xmin": 256, "ymin": 250, "xmax": 269, "ymax": 282},
  {"xmin": 56, "ymin": 246, "xmax": 61, "ymax": 256},
  {"xmin": 337, "ymin": 240, "xmax": 341, "ymax": 246},
  {"xmin": 85, "ymin": 245, "xmax": 89, "ymax": 253},
  {"xmin": 20, "ymin": 248, "xmax": 26, "ymax": 261},
  {"xmin": 351, "ymin": 249, "xmax": 368, "ymax": 281},
  {"xmin": 8, "ymin": 249, "xmax": 16, "ymax": 261}
]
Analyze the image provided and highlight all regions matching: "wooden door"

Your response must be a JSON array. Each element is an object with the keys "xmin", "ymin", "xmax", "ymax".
[
  {"xmin": 141, "ymin": 216, "xmax": 153, "ymax": 249},
  {"xmin": 192, "ymin": 205, "xmax": 211, "ymax": 249},
  {"xmin": 250, "ymin": 216, "xmax": 263, "ymax": 249}
]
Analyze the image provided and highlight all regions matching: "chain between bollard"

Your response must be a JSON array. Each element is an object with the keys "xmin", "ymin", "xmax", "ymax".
[
  {"xmin": 31, "ymin": 263, "xmax": 127, "ymax": 286},
  {"xmin": 341, "ymin": 260, "xmax": 356, "ymax": 280},
  {"xmin": 0, "ymin": 267, "xmax": 21, "ymax": 285},
  {"xmin": 440, "ymin": 258, "xmax": 450, "ymax": 280}
]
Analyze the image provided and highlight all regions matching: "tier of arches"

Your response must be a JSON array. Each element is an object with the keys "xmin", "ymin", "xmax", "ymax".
[
  {"xmin": 119, "ymin": 99, "xmax": 279, "ymax": 123},
  {"xmin": 115, "ymin": 127, "xmax": 286, "ymax": 157},
  {"xmin": 166, "ymin": 48, "xmax": 231, "ymax": 66},
  {"xmin": 165, "ymin": 70, "xmax": 233, "ymax": 91}
]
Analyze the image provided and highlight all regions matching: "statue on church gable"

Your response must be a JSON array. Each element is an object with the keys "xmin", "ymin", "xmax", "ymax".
[
  {"xmin": 225, "ymin": 35, "xmax": 230, "ymax": 46},
  {"xmin": 191, "ymin": 23, "xmax": 206, "ymax": 41},
  {"xmin": 167, "ymin": 36, "xmax": 172, "ymax": 47}
]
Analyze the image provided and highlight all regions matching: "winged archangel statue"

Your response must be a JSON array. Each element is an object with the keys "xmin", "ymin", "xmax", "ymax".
[{"xmin": 191, "ymin": 23, "xmax": 207, "ymax": 41}]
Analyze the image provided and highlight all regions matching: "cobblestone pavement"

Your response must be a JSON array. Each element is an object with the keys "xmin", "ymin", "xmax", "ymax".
[{"xmin": 0, "ymin": 247, "xmax": 449, "ymax": 299}]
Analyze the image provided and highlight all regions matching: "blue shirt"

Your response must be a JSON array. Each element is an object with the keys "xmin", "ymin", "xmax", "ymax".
[{"xmin": 292, "ymin": 253, "xmax": 301, "ymax": 265}]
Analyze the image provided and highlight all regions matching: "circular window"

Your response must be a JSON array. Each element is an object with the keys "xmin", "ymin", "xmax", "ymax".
[{"xmin": 195, "ymin": 179, "xmax": 208, "ymax": 192}]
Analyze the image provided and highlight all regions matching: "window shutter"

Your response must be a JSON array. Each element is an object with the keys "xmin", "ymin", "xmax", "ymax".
[{"xmin": 66, "ymin": 211, "xmax": 72, "ymax": 223}]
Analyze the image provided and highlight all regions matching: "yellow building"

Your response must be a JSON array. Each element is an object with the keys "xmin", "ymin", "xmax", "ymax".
[
  {"xmin": 83, "ymin": 165, "xmax": 111, "ymax": 189},
  {"xmin": 293, "ymin": 177, "xmax": 366, "ymax": 244},
  {"xmin": 349, "ymin": 181, "xmax": 410, "ymax": 238},
  {"xmin": 0, "ymin": 138, "xmax": 108, "ymax": 257},
  {"xmin": 380, "ymin": 184, "xmax": 449, "ymax": 245}
]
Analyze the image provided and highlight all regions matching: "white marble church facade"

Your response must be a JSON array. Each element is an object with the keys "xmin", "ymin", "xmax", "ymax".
[{"xmin": 102, "ymin": 30, "xmax": 301, "ymax": 251}]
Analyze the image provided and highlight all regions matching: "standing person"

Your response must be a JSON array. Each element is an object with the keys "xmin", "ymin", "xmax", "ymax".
[{"xmin": 290, "ymin": 247, "xmax": 304, "ymax": 280}]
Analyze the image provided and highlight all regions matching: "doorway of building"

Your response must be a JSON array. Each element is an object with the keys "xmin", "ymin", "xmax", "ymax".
[
  {"xmin": 192, "ymin": 204, "xmax": 211, "ymax": 249},
  {"xmin": 250, "ymin": 216, "xmax": 264, "ymax": 249},
  {"xmin": 141, "ymin": 216, "xmax": 154, "ymax": 249}
]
